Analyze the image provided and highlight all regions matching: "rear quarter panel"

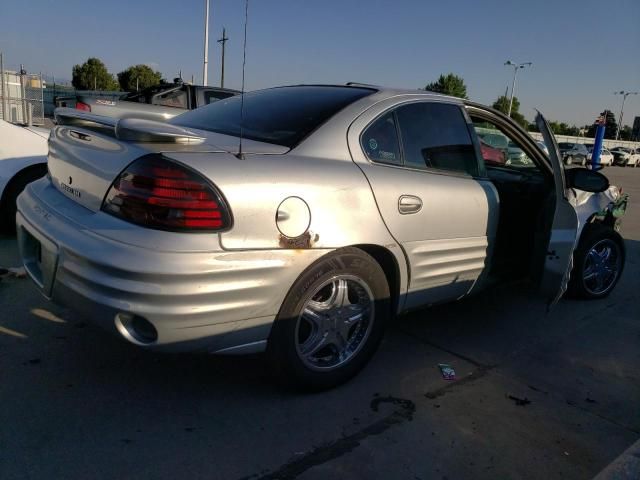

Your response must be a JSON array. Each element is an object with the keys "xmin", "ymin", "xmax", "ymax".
[{"xmin": 165, "ymin": 150, "xmax": 409, "ymax": 313}]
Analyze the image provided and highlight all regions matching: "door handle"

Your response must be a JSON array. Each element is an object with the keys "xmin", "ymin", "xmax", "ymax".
[{"xmin": 398, "ymin": 195, "xmax": 422, "ymax": 214}]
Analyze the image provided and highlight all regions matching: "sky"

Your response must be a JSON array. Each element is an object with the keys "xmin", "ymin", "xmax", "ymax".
[{"xmin": 1, "ymin": 0, "xmax": 639, "ymax": 126}]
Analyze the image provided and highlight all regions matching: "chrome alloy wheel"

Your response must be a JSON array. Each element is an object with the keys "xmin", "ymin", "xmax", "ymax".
[
  {"xmin": 582, "ymin": 239, "xmax": 622, "ymax": 296},
  {"xmin": 295, "ymin": 275, "xmax": 374, "ymax": 371}
]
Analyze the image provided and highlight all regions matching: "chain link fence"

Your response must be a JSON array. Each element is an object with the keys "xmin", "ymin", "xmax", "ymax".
[{"xmin": 0, "ymin": 69, "xmax": 45, "ymax": 126}]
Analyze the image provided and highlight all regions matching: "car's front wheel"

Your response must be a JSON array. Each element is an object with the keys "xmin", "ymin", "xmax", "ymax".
[
  {"xmin": 568, "ymin": 224, "xmax": 624, "ymax": 299},
  {"xmin": 267, "ymin": 248, "xmax": 390, "ymax": 391}
]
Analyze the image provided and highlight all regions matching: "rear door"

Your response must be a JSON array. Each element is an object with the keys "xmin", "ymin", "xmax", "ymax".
[
  {"xmin": 349, "ymin": 98, "xmax": 498, "ymax": 309},
  {"xmin": 536, "ymin": 112, "xmax": 579, "ymax": 306}
]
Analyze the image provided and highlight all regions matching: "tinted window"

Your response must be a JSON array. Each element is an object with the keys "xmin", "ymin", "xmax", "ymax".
[
  {"xmin": 361, "ymin": 113, "xmax": 401, "ymax": 165},
  {"xmin": 123, "ymin": 85, "xmax": 181, "ymax": 104},
  {"xmin": 203, "ymin": 90, "xmax": 236, "ymax": 104},
  {"xmin": 396, "ymin": 102, "xmax": 478, "ymax": 176},
  {"xmin": 171, "ymin": 86, "xmax": 375, "ymax": 148},
  {"xmin": 153, "ymin": 88, "xmax": 188, "ymax": 109}
]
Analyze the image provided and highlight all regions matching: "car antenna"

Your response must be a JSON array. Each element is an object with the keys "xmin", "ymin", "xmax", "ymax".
[{"xmin": 235, "ymin": 0, "xmax": 249, "ymax": 160}]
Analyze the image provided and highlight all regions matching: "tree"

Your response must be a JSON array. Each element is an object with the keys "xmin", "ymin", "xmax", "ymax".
[
  {"xmin": 492, "ymin": 95, "xmax": 528, "ymax": 129},
  {"xmin": 619, "ymin": 125, "xmax": 633, "ymax": 141},
  {"xmin": 72, "ymin": 58, "xmax": 119, "ymax": 91},
  {"xmin": 586, "ymin": 110, "xmax": 618, "ymax": 139},
  {"xmin": 424, "ymin": 73, "xmax": 468, "ymax": 99},
  {"xmin": 547, "ymin": 121, "xmax": 581, "ymax": 136},
  {"xmin": 117, "ymin": 64, "xmax": 163, "ymax": 92}
]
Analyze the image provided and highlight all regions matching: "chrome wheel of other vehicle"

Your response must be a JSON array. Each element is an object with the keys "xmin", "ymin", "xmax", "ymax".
[
  {"xmin": 582, "ymin": 238, "xmax": 622, "ymax": 296},
  {"xmin": 295, "ymin": 275, "xmax": 374, "ymax": 371}
]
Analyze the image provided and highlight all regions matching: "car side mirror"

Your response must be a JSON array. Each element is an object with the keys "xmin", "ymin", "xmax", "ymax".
[{"xmin": 565, "ymin": 168, "xmax": 609, "ymax": 193}]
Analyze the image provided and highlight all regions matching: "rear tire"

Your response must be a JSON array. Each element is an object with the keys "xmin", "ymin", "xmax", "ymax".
[
  {"xmin": 267, "ymin": 247, "xmax": 390, "ymax": 391},
  {"xmin": 0, "ymin": 165, "xmax": 47, "ymax": 234},
  {"xmin": 568, "ymin": 224, "xmax": 625, "ymax": 299}
]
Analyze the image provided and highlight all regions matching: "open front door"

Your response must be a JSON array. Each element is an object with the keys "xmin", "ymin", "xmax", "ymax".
[{"xmin": 536, "ymin": 112, "xmax": 579, "ymax": 306}]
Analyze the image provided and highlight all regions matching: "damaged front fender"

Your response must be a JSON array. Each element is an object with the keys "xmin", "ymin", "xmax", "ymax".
[{"xmin": 570, "ymin": 185, "xmax": 629, "ymax": 238}]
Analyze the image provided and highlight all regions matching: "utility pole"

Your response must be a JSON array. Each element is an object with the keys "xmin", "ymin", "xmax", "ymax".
[
  {"xmin": 20, "ymin": 64, "xmax": 27, "ymax": 123},
  {"xmin": 504, "ymin": 60, "xmax": 532, "ymax": 117},
  {"xmin": 202, "ymin": 0, "xmax": 210, "ymax": 85},
  {"xmin": 614, "ymin": 91, "xmax": 638, "ymax": 140},
  {"xmin": 0, "ymin": 52, "xmax": 5, "ymax": 121},
  {"xmin": 218, "ymin": 27, "xmax": 229, "ymax": 88}
]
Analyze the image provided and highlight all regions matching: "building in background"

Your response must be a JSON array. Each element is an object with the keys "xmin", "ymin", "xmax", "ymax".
[{"xmin": 0, "ymin": 69, "xmax": 44, "ymax": 125}]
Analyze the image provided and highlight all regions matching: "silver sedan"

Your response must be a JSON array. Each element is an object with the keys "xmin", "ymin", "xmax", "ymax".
[{"xmin": 17, "ymin": 85, "xmax": 628, "ymax": 390}]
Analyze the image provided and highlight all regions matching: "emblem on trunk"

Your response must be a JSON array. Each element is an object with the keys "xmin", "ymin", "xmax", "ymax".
[
  {"xmin": 60, "ymin": 181, "xmax": 81, "ymax": 198},
  {"xmin": 68, "ymin": 176, "xmax": 73, "ymax": 185}
]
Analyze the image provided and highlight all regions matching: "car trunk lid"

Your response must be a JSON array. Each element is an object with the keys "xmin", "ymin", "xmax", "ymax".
[{"xmin": 48, "ymin": 109, "xmax": 286, "ymax": 212}]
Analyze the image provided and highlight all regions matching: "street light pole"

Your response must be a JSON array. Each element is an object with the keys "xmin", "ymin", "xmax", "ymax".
[
  {"xmin": 614, "ymin": 90, "xmax": 638, "ymax": 140},
  {"xmin": 504, "ymin": 60, "xmax": 532, "ymax": 117},
  {"xmin": 202, "ymin": 0, "xmax": 210, "ymax": 86}
]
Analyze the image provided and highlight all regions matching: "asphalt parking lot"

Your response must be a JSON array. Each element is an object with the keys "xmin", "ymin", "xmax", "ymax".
[{"xmin": 1, "ymin": 167, "xmax": 638, "ymax": 480}]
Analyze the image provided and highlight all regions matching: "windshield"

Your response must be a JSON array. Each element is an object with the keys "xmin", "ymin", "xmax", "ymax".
[{"xmin": 170, "ymin": 85, "xmax": 375, "ymax": 148}]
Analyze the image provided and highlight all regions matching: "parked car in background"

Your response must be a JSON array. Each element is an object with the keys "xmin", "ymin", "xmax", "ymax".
[
  {"xmin": 507, "ymin": 141, "xmax": 535, "ymax": 166},
  {"xmin": 536, "ymin": 140, "xmax": 549, "ymax": 156},
  {"xmin": 558, "ymin": 142, "xmax": 589, "ymax": 166},
  {"xmin": 17, "ymin": 85, "xmax": 628, "ymax": 390},
  {"xmin": 479, "ymin": 139, "xmax": 506, "ymax": 165},
  {"xmin": 610, "ymin": 147, "xmax": 640, "ymax": 167},
  {"xmin": 587, "ymin": 146, "xmax": 614, "ymax": 166},
  {"xmin": 68, "ymin": 82, "xmax": 240, "ymax": 121},
  {"xmin": 0, "ymin": 120, "xmax": 48, "ymax": 231}
]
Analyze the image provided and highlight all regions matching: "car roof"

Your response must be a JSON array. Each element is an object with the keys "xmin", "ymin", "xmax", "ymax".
[{"xmin": 281, "ymin": 83, "xmax": 465, "ymax": 104}]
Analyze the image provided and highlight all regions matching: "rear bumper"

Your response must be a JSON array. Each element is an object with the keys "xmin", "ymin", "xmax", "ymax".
[{"xmin": 16, "ymin": 178, "xmax": 330, "ymax": 353}]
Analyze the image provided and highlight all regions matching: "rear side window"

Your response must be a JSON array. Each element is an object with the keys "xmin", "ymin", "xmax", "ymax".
[
  {"xmin": 361, "ymin": 113, "xmax": 402, "ymax": 165},
  {"xmin": 203, "ymin": 90, "xmax": 236, "ymax": 104},
  {"xmin": 171, "ymin": 86, "xmax": 375, "ymax": 148},
  {"xmin": 396, "ymin": 102, "xmax": 478, "ymax": 176},
  {"xmin": 153, "ymin": 88, "xmax": 188, "ymax": 109}
]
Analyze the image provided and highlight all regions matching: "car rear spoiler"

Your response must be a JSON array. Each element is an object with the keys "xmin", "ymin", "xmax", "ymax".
[{"xmin": 53, "ymin": 108, "xmax": 206, "ymax": 144}]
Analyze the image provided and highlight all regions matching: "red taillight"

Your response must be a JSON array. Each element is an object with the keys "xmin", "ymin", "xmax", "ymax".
[
  {"xmin": 75, "ymin": 101, "xmax": 91, "ymax": 112},
  {"xmin": 101, "ymin": 155, "xmax": 231, "ymax": 232}
]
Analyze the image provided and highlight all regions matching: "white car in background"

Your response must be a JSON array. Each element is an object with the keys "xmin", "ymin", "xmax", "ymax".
[
  {"xmin": 610, "ymin": 147, "xmax": 640, "ymax": 167},
  {"xmin": 586, "ymin": 145, "xmax": 614, "ymax": 166},
  {"xmin": 0, "ymin": 120, "xmax": 49, "ymax": 231}
]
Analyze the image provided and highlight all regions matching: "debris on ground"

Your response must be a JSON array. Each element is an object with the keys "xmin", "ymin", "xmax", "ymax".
[
  {"xmin": 0, "ymin": 266, "xmax": 27, "ymax": 281},
  {"xmin": 438, "ymin": 364, "xmax": 456, "ymax": 380},
  {"xmin": 507, "ymin": 394, "xmax": 532, "ymax": 406}
]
